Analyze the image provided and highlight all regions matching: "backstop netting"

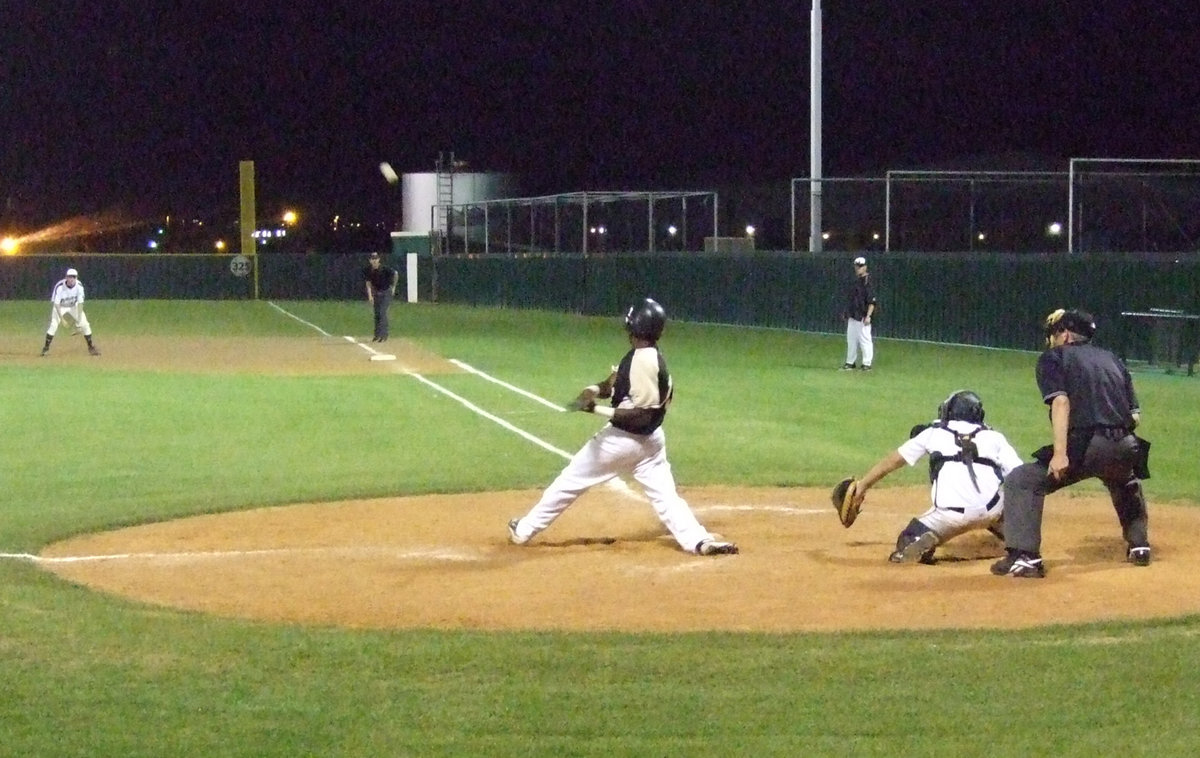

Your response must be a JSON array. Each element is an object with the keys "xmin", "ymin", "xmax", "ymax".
[
  {"xmin": 791, "ymin": 173, "xmax": 1069, "ymax": 253},
  {"xmin": 1069, "ymin": 158, "xmax": 1200, "ymax": 254},
  {"xmin": 439, "ymin": 191, "xmax": 718, "ymax": 255}
]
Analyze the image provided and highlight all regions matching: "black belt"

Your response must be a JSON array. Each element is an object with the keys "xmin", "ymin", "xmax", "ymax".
[
  {"xmin": 1093, "ymin": 426, "xmax": 1132, "ymax": 441},
  {"xmin": 945, "ymin": 490, "xmax": 1001, "ymax": 514}
]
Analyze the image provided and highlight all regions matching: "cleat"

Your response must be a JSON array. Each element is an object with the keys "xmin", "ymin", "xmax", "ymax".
[
  {"xmin": 889, "ymin": 531, "xmax": 938, "ymax": 564},
  {"xmin": 1128, "ymin": 546, "xmax": 1151, "ymax": 567},
  {"xmin": 991, "ymin": 551, "xmax": 1046, "ymax": 578},
  {"xmin": 508, "ymin": 518, "xmax": 530, "ymax": 545},
  {"xmin": 696, "ymin": 539, "xmax": 739, "ymax": 555}
]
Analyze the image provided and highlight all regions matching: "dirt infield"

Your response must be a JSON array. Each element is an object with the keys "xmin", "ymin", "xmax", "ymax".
[
  {"xmin": 40, "ymin": 486, "xmax": 1200, "ymax": 633},
  {"xmin": 1, "ymin": 334, "xmax": 458, "ymax": 375},
  {"xmin": 18, "ymin": 330, "xmax": 1200, "ymax": 633}
]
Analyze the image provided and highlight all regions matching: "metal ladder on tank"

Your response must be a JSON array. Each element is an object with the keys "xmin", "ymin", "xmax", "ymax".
[{"xmin": 434, "ymin": 151, "xmax": 455, "ymax": 255}]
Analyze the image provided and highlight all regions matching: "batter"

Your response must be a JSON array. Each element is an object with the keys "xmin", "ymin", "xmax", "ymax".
[{"xmin": 508, "ymin": 298, "xmax": 739, "ymax": 556}]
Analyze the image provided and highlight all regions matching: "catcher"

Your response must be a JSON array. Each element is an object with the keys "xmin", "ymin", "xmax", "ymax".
[
  {"xmin": 508, "ymin": 297, "xmax": 738, "ymax": 556},
  {"xmin": 832, "ymin": 390, "xmax": 1023, "ymax": 564}
]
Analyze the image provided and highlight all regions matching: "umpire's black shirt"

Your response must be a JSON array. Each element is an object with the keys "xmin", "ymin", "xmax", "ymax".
[
  {"xmin": 1035, "ymin": 341, "xmax": 1140, "ymax": 430},
  {"xmin": 363, "ymin": 264, "xmax": 397, "ymax": 293}
]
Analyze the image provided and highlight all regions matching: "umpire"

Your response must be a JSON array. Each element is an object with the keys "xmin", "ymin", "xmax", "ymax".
[
  {"xmin": 363, "ymin": 251, "xmax": 398, "ymax": 342},
  {"xmin": 992, "ymin": 308, "xmax": 1151, "ymax": 578}
]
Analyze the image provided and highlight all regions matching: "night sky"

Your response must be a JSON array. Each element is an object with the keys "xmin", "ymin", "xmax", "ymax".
[{"xmin": 2, "ymin": 0, "xmax": 1198, "ymax": 229}]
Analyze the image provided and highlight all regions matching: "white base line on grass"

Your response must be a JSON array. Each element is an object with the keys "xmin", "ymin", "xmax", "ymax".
[
  {"xmin": 1, "ymin": 547, "xmax": 481, "ymax": 565},
  {"xmin": 0, "ymin": 307, "xmax": 660, "ymax": 566},
  {"xmin": 450, "ymin": 359, "xmax": 567, "ymax": 411},
  {"xmin": 268, "ymin": 301, "xmax": 332, "ymax": 336},
  {"xmin": 266, "ymin": 303, "xmax": 640, "ymax": 499}
]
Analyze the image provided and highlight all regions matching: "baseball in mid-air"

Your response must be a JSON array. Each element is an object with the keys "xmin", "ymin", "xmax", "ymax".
[{"xmin": 379, "ymin": 162, "xmax": 399, "ymax": 184}]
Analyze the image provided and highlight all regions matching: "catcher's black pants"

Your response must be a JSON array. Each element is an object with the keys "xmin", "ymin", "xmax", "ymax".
[{"xmin": 1002, "ymin": 431, "xmax": 1148, "ymax": 555}]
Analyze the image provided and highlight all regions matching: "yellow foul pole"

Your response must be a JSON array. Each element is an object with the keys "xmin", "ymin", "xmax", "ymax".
[{"xmin": 239, "ymin": 160, "xmax": 259, "ymax": 299}]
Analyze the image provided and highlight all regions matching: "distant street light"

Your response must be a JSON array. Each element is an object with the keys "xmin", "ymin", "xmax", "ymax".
[
  {"xmin": 745, "ymin": 225, "xmax": 756, "ymax": 237},
  {"xmin": 1047, "ymin": 222, "xmax": 1063, "ymax": 236},
  {"xmin": 282, "ymin": 210, "xmax": 298, "ymax": 225}
]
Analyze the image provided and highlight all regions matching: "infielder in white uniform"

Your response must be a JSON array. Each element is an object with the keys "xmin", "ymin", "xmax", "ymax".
[
  {"xmin": 508, "ymin": 298, "xmax": 738, "ymax": 556},
  {"xmin": 849, "ymin": 390, "xmax": 1023, "ymax": 563},
  {"xmin": 41, "ymin": 268, "xmax": 100, "ymax": 357}
]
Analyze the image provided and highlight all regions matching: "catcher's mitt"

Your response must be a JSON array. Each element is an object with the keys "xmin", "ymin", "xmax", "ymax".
[{"xmin": 831, "ymin": 477, "xmax": 861, "ymax": 528}]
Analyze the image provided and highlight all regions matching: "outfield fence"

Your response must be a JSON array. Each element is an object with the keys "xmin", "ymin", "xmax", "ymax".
[{"xmin": 4, "ymin": 250, "xmax": 1196, "ymax": 356}]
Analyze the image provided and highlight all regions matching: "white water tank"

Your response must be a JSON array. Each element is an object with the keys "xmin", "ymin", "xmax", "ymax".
[{"xmin": 401, "ymin": 172, "xmax": 517, "ymax": 233}]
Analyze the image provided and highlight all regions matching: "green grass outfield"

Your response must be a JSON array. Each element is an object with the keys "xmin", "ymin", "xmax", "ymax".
[{"xmin": 2, "ymin": 299, "xmax": 1198, "ymax": 757}]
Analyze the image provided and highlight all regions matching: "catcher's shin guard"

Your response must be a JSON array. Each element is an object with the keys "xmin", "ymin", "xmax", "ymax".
[{"xmin": 889, "ymin": 519, "xmax": 938, "ymax": 564}]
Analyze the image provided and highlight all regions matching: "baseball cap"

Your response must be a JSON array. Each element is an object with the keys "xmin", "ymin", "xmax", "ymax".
[
  {"xmin": 65, "ymin": 268, "xmax": 78, "ymax": 277},
  {"xmin": 853, "ymin": 257, "xmax": 867, "ymax": 266},
  {"xmin": 368, "ymin": 252, "xmax": 380, "ymax": 259}
]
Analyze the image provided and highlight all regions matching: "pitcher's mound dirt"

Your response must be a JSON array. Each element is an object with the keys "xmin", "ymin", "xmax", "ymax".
[{"xmin": 40, "ymin": 485, "xmax": 1200, "ymax": 633}]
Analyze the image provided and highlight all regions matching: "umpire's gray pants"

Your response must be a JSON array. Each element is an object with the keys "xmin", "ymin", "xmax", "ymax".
[
  {"xmin": 1003, "ymin": 432, "xmax": 1148, "ymax": 555},
  {"xmin": 372, "ymin": 289, "xmax": 393, "ymax": 339}
]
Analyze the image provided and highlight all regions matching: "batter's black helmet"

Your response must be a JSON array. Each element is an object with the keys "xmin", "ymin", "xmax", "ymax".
[
  {"xmin": 938, "ymin": 389, "xmax": 985, "ymax": 424},
  {"xmin": 1043, "ymin": 308, "xmax": 1096, "ymax": 344},
  {"xmin": 625, "ymin": 298, "xmax": 666, "ymax": 341}
]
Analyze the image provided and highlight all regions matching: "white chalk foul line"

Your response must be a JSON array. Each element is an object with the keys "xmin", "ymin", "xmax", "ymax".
[
  {"xmin": 0, "ymin": 307, "xmax": 648, "ymax": 565},
  {"xmin": 699, "ymin": 505, "xmax": 828, "ymax": 515},
  {"xmin": 266, "ymin": 301, "xmax": 396, "ymax": 360},
  {"xmin": 3, "ymin": 546, "xmax": 481, "ymax": 565},
  {"xmin": 449, "ymin": 359, "xmax": 567, "ymax": 411},
  {"xmin": 268, "ymin": 301, "xmax": 332, "ymax": 337}
]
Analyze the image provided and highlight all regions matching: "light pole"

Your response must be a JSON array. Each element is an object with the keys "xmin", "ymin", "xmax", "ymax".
[{"xmin": 810, "ymin": 0, "xmax": 823, "ymax": 252}]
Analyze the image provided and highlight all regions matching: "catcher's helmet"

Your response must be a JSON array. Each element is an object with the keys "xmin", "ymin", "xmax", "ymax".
[
  {"xmin": 938, "ymin": 389, "xmax": 985, "ymax": 424},
  {"xmin": 1043, "ymin": 308, "xmax": 1096, "ymax": 345},
  {"xmin": 625, "ymin": 297, "xmax": 666, "ymax": 341}
]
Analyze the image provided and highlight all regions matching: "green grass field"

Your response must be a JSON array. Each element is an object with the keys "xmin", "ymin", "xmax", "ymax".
[{"xmin": 2, "ymin": 299, "xmax": 1198, "ymax": 757}]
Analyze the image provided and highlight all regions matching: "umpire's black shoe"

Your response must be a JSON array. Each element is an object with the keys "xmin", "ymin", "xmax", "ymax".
[
  {"xmin": 1128, "ymin": 546, "xmax": 1151, "ymax": 567},
  {"xmin": 991, "ymin": 550, "xmax": 1046, "ymax": 578}
]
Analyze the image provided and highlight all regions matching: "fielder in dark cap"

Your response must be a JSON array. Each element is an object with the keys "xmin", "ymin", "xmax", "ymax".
[{"xmin": 992, "ymin": 308, "xmax": 1151, "ymax": 578}]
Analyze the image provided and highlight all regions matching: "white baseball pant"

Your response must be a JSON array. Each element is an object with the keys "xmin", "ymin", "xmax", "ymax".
[
  {"xmin": 48, "ymin": 306, "xmax": 91, "ymax": 337},
  {"xmin": 515, "ymin": 424, "xmax": 714, "ymax": 552},
  {"xmin": 845, "ymin": 318, "xmax": 873, "ymax": 367}
]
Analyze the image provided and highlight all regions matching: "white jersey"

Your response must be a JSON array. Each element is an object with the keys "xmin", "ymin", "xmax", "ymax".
[
  {"xmin": 51, "ymin": 279, "xmax": 86, "ymax": 308},
  {"xmin": 897, "ymin": 420, "xmax": 1024, "ymax": 511}
]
